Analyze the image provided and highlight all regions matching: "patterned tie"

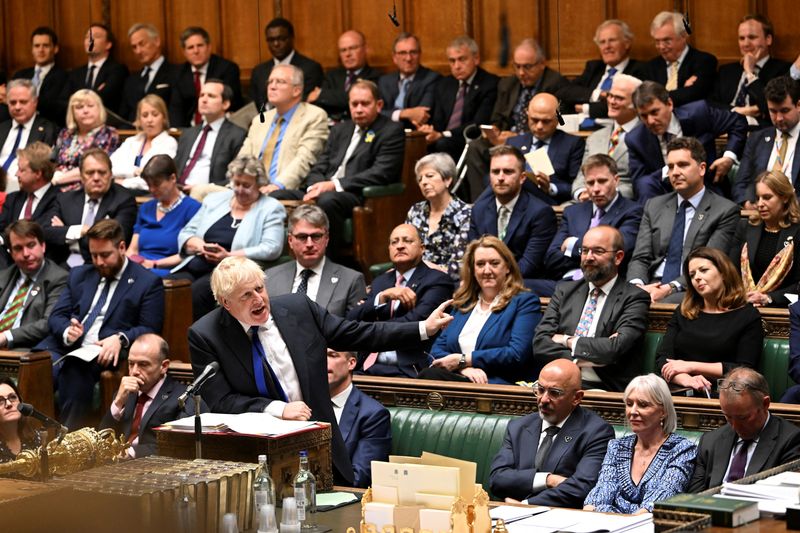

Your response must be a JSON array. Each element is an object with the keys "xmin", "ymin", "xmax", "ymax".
[
  {"xmin": 726, "ymin": 439, "xmax": 753, "ymax": 482},
  {"xmin": 665, "ymin": 62, "xmax": 679, "ymax": 91},
  {"xmin": 773, "ymin": 133, "xmax": 791, "ymax": 173},
  {"xmin": 179, "ymin": 124, "xmax": 212, "ymax": 184},
  {"xmin": 251, "ymin": 326, "xmax": 288, "ymax": 401},
  {"xmin": 0, "ymin": 278, "xmax": 32, "ymax": 332},
  {"xmin": 535, "ymin": 426, "xmax": 561, "ymax": 470},
  {"xmin": 497, "ymin": 206, "xmax": 511, "ymax": 240},
  {"xmin": 23, "ymin": 193, "xmax": 35, "ymax": 219},
  {"xmin": 734, "ymin": 75, "xmax": 750, "ymax": 107},
  {"xmin": 2, "ymin": 125, "xmax": 23, "ymax": 172},
  {"xmin": 513, "ymin": 86, "xmax": 534, "ymax": 133},
  {"xmin": 574, "ymin": 288, "xmax": 601, "ymax": 337},
  {"xmin": 607, "ymin": 126, "xmax": 623, "ymax": 157},
  {"xmin": 259, "ymin": 117, "xmax": 285, "ymax": 182},
  {"xmin": 394, "ymin": 78, "xmax": 410, "ymax": 109},
  {"xmin": 599, "ymin": 67, "xmax": 617, "ymax": 92},
  {"xmin": 82, "ymin": 279, "xmax": 111, "ymax": 335},
  {"xmin": 296, "ymin": 269, "xmax": 313, "ymax": 295},
  {"xmin": 128, "ymin": 392, "xmax": 150, "ymax": 444},
  {"xmin": 344, "ymin": 70, "xmax": 356, "ymax": 92},
  {"xmin": 446, "ymin": 82, "xmax": 467, "ymax": 131},
  {"xmin": 193, "ymin": 69, "xmax": 203, "ymax": 125},
  {"xmin": 662, "ymin": 200, "xmax": 690, "ymax": 283},
  {"xmin": 86, "ymin": 64, "xmax": 96, "ymax": 89}
]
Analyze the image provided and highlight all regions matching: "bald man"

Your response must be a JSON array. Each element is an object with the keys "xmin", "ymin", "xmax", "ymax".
[
  {"xmin": 489, "ymin": 359, "xmax": 614, "ymax": 507},
  {"xmin": 507, "ymin": 93, "xmax": 585, "ymax": 205}
]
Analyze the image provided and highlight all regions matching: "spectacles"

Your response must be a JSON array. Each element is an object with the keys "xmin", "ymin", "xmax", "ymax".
[
  {"xmin": 394, "ymin": 50, "xmax": 420, "ymax": 57},
  {"xmin": 291, "ymin": 232, "xmax": 326, "ymax": 243},
  {"xmin": 717, "ymin": 379, "xmax": 752, "ymax": 392},
  {"xmin": 578, "ymin": 247, "xmax": 618, "ymax": 256},
  {"xmin": 532, "ymin": 381, "xmax": 567, "ymax": 399},
  {"xmin": 513, "ymin": 62, "xmax": 542, "ymax": 72},
  {"xmin": 0, "ymin": 394, "xmax": 19, "ymax": 407}
]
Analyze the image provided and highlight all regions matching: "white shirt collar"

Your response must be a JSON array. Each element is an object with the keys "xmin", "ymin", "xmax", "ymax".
[
  {"xmin": 496, "ymin": 193, "xmax": 521, "ymax": 213},
  {"xmin": 88, "ymin": 56, "xmax": 108, "ymax": 70},
  {"xmin": 670, "ymin": 45, "xmax": 690, "ymax": 67},
  {"xmin": 331, "ymin": 383, "xmax": 353, "ymax": 409},
  {"xmin": 589, "ymin": 274, "xmax": 618, "ymax": 295},
  {"xmin": 146, "ymin": 55, "xmax": 165, "ymax": 72},
  {"xmin": 619, "ymin": 115, "xmax": 640, "ymax": 132},
  {"xmin": 295, "ymin": 256, "xmax": 326, "ymax": 278},
  {"xmin": 607, "ymin": 58, "xmax": 629, "ymax": 73},
  {"xmin": 274, "ymin": 50, "xmax": 296, "ymax": 66}
]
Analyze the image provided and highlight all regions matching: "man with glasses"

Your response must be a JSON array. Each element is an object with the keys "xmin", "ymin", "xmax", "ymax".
[
  {"xmin": 689, "ymin": 367, "xmax": 800, "ymax": 492},
  {"xmin": 378, "ymin": 33, "xmax": 440, "ymax": 128},
  {"xmin": 489, "ymin": 359, "xmax": 614, "ymax": 506},
  {"xmin": 266, "ymin": 204, "xmax": 366, "ymax": 316},
  {"xmin": 534, "ymin": 225, "xmax": 649, "ymax": 390}
]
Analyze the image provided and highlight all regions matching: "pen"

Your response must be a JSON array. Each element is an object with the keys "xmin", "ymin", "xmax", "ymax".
[{"xmin": 703, "ymin": 387, "xmax": 711, "ymax": 399}]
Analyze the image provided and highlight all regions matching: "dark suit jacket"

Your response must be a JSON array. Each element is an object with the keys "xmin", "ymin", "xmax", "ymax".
[
  {"xmin": 787, "ymin": 301, "xmax": 800, "ymax": 387},
  {"xmin": 119, "ymin": 61, "xmax": 180, "ymax": 121},
  {"xmin": 170, "ymin": 55, "xmax": 244, "ymax": 127},
  {"xmin": 646, "ymin": 46, "xmax": 718, "ymax": 106},
  {"xmin": 36, "ymin": 260, "xmax": 165, "ymax": 356},
  {"xmin": 340, "ymin": 385, "xmax": 391, "ymax": 488},
  {"xmin": 507, "ymin": 130, "xmax": 586, "ymax": 204},
  {"xmin": 43, "ymin": 184, "xmax": 138, "ymax": 265},
  {"xmin": 533, "ymin": 277, "xmax": 650, "ymax": 391},
  {"xmin": 0, "ymin": 184, "xmax": 60, "ymax": 234},
  {"xmin": 625, "ymin": 100, "xmax": 748, "ymax": 200},
  {"xmin": 304, "ymin": 114, "xmax": 405, "ymax": 193},
  {"xmin": 66, "ymin": 58, "xmax": 129, "ymax": 114},
  {"xmin": 544, "ymin": 195, "xmax": 643, "ymax": 278},
  {"xmin": 491, "ymin": 68, "xmax": 569, "ymax": 131},
  {"xmin": 314, "ymin": 65, "xmax": 382, "ymax": 120},
  {"xmin": 346, "ymin": 262, "xmax": 453, "ymax": 375},
  {"xmin": 689, "ymin": 415, "xmax": 800, "ymax": 492},
  {"xmin": 13, "ymin": 66, "xmax": 69, "ymax": 126},
  {"xmin": 378, "ymin": 66, "xmax": 441, "ymax": 122},
  {"xmin": 188, "ymin": 293, "xmax": 423, "ymax": 485},
  {"xmin": 712, "ymin": 58, "xmax": 790, "ymax": 126},
  {"xmin": 174, "ymin": 119, "xmax": 246, "ymax": 185},
  {"xmin": 429, "ymin": 67, "xmax": 500, "ymax": 159},
  {"xmin": 556, "ymin": 59, "xmax": 649, "ymax": 118},
  {"xmin": 469, "ymin": 189, "xmax": 558, "ymax": 279},
  {"xmin": 0, "ymin": 115, "xmax": 58, "ymax": 150},
  {"xmin": 265, "ymin": 259, "xmax": 366, "ymax": 317},
  {"xmin": 489, "ymin": 406, "xmax": 615, "ymax": 506},
  {"xmin": 732, "ymin": 126, "xmax": 800, "ymax": 204},
  {"xmin": 250, "ymin": 52, "xmax": 324, "ymax": 109},
  {"xmin": 0, "ymin": 259, "xmax": 67, "ymax": 348}
]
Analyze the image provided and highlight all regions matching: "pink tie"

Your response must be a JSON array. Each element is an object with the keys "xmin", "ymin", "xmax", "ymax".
[{"xmin": 363, "ymin": 272, "xmax": 406, "ymax": 371}]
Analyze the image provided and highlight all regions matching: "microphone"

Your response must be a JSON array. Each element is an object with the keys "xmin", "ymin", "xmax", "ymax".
[
  {"xmin": 88, "ymin": 28, "xmax": 95, "ymax": 52},
  {"xmin": 683, "ymin": 12, "xmax": 692, "ymax": 35},
  {"xmin": 388, "ymin": 0, "xmax": 400, "ymax": 27},
  {"xmin": 259, "ymin": 99, "xmax": 268, "ymax": 123},
  {"xmin": 462, "ymin": 123, "xmax": 482, "ymax": 141},
  {"xmin": 555, "ymin": 107, "xmax": 565, "ymax": 126},
  {"xmin": 179, "ymin": 361, "xmax": 220, "ymax": 407},
  {"xmin": 17, "ymin": 403, "xmax": 68, "ymax": 443}
]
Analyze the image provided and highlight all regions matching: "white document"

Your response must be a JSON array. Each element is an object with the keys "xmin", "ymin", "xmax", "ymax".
[
  {"xmin": 525, "ymin": 147, "xmax": 556, "ymax": 176},
  {"xmin": 225, "ymin": 412, "xmax": 317, "ymax": 436},
  {"xmin": 65, "ymin": 344, "xmax": 101, "ymax": 362},
  {"xmin": 163, "ymin": 413, "xmax": 233, "ymax": 430},
  {"xmin": 490, "ymin": 505, "xmax": 550, "ymax": 522}
]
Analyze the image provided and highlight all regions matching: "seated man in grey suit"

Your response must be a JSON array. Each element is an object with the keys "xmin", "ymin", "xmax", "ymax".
[
  {"xmin": 266, "ymin": 204, "xmax": 366, "ymax": 316},
  {"xmin": 0, "ymin": 220, "xmax": 67, "ymax": 349},
  {"xmin": 627, "ymin": 136, "xmax": 739, "ymax": 303},
  {"xmin": 489, "ymin": 359, "xmax": 614, "ymax": 507},
  {"xmin": 690, "ymin": 367, "xmax": 800, "ymax": 492}
]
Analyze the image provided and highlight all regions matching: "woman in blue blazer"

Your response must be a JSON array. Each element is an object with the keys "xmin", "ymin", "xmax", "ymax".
[{"xmin": 419, "ymin": 235, "xmax": 541, "ymax": 384}]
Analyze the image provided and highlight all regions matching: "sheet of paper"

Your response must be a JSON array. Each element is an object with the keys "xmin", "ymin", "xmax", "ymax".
[
  {"xmin": 525, "ymin": 147, "xmax": 555, "ymax": 176},
  {"xmin": 162, "ymin": 413, "xmax": 233, "ymax": 430},
  {"xmin": 316, "ymin": 492, "xmax": 358, "ymax": 507},
  {"xmin": 490, "ymin": 505, "xmax": 550, "ymax": 521},
  {"xmin": 225, "ymin": 411, "xmax": 317, "ymax": 436},
  {"xmin": 65, "ymin": 344, "xmax": 101, "ymax": 362},
  {"xmin": 786, "ymin": 293, "xmax": 798, "ymax": 304},
  {"xmin": 420, "ymin": 451, "xmax": 476, "ymax": 499}
]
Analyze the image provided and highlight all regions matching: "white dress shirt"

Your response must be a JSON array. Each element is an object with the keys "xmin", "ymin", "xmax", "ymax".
[
  {"xmin": 291, "ymin": 257, "xmax": 325, "ymax": 302},
  {"xmin": 184, "ymin": 116, "xmax": 225, "ymax": 186}
]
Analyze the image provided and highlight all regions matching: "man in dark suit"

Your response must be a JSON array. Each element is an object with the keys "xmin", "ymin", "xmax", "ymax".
[
  {"xmin": 712, "ymin": 15, "xmax": 789, "ymax": 129},
  {"xmin": 307, "ymin": 30, "xmax": 381, "ymax": 122},
  {"xmin": 462, "ymin": 38, "xmax": 569, "ymax": 201},
  {"xmin": 12, "ymin": 27, "xmax": 68, "ymax": 127},
  {"xmin": 327, "ymin": 348, "xmax": 390, "ymax": 488},
  {"xmin": 557, "ymin": 19, "xmax": 648, "ymax": 120},
  {"xmin": 266, "ymin": 205, "xmax": 366, "ymax": 316},
  {"xmin": 188, "ymin": 256, "xmax": 452, "ymax": 485},
  {"xmin": 378, "ymin": 33, "xmax": 441, "ymax": 128},
  {"xmin": 170, "ymin": 26, "xmax": 243, "ymax": 128},
  {"xmin": 507, "ymin": 93, "xmax": 585, "ymax": 205},
  {"xmin": 543, "ymin": 155, "xmax": 643, "ymax": 291},
  {"xmin": 627, "ymin": 137, "xmax": 739, "ymax": 303},
  {"xmin": 119, "ymin": 23, "xmax": 179, "ymax": 122},
  {"xmin": 781, "ymin": 301, "xmax": 800, "ymax": 403},
  {"xmin": 65, "ymin": 23, "xmax": 128, "ymax": 115},
  {"xmin": 690, "ymin": 367, "xmax": 800, "ymax": 492},
  {"xmin": 732, "ymin": 76, "xmax": 800, "ymax": 206},
  {"xmin": 0, "ymin": 220, "xmax": 67, "ymax": 349},
  {"xmin": 627, "ymin": 81, "xmax": 747, "ymax": 201},
  {"xmin": 174, "ymin": 80, "xmax": 246, "ymax": 192},
  {"xmin": 0, "ymin": 80, "xmax": 57, "ymax": 182},
  {"xmin": 418, "ymin": 36, "xmax": 499, "ymax": 162},
  {"xmin": 534, "ymin": 226, "xmax": 650, "ymax": 391},
  {"xmin": 489, "ymin": 359, "xmax": 615, "ymax": 506},
  {"xmin": 468, "ymin": 145, "xmax": 557, "ymax": 282},
  {"xmin": 645, "ymin": 11, "xmax": 718, "ymax": 107},
  {"xmin": 37, "ymin": 219, "xmax": 164, "ymax": 430},
  {"xmin": 44, "ymin": 148, "xmax": 137, "ymax": 267},
  {"xmin": 250, "ymin": 17, "xmax": 324, "ymax": 109},
  {"xmin": 347, "ymin": 224, "xmax": 453, "ymax": 377},
  {"xmin": 100, "ymin": 334, "xmax": 202, "ymax": 458}
]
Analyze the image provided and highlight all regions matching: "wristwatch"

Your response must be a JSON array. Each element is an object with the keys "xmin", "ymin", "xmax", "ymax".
[
  {"xmin": 117, "ymin": 333, "xmax": 130, "ymax": 349},
  {"xmin": 458, "ymin": 353, "xmax": 467, "ymax": 370}
]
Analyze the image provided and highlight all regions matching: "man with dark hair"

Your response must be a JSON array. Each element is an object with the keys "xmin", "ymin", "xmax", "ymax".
[
  {"xmin": 378, "ymin": 33, "xmax": 440, "ymax": 128},
  {"xmin": 249, "ymin": 17, "xmax": 324, "ymax": 109},
  {"xmin": 170, "ymin": 26, "xmax": 243, "ymax": 127},
  {"xmin": 626, "ymin": 80, "xmax": 747, "ymax": 201},
  {"xmin": 0, "ymin": 220, "xmax": 67, "ymax": 349},
  {"xmin": 66, "ymin": 23, "xmax": 129, "ymax": 115},
  {"xmin": 12, "ymin": 26, "xmax": 68, "ymax": 127},
  {"xmin": 732, "ymin": 75, "xmax": 800, "ymax": 206},
  {"xmin": 689, "ymin": 367, "xmax": 800, "ymax": 492},
  {"xmin": 627, "ymin": 137, "xmax": 739, "ymax": 303},
  {"xmin": 37, "ymin": 219, "xmax": 164, "ymax": 430},
  {"xmin": 0, "ymin": 79, "xmax": 57, "ymax": 182}
]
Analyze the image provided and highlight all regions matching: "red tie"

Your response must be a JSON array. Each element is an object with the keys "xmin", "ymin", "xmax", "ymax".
[
  {"xmin": 179, "ymin": 124, "xmax": 212, "ymax": 184},
  {"xmin": 128, "ymin": 393, "xmax": 150, "ymax": 444},
  {"xmin": 23, "ymin": 193, "xmax": 34, "ymax": 219},
  {"xmin": 193, "ymin": 70, "xmax": 202, "ymax": 125}
]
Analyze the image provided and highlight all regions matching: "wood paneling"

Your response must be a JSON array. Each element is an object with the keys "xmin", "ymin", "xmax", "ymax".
[
  {"xmin": 542, "ymin": 0, "xmax": 608, "ymax": 76},
  {"xmin": 284, "ymin": 0, "xmax": 344, "ymax": 69},
  {"xmin": 348, "ymin": 0, "xmax": 406, "ymax": 71},
  {"xmin": 614, "ymin": 0, "xmax": 673, "ymax": 64},
  {"xmin": 688, "ymin": 0, "xmax": 753, "ymax": 66},
  {"xmin": 764, "ymin": 0, "xmax": 800, "ymax": 62},
  {"xmin": 164, "ymin": 0, "xmax": 225, "ymax": 65},
  {"xmin": 475, "ymin": 0, "xmax": 542, "ymax": 76},
  {"xmin": 3, "ymin": 0, "xmax": 55, "ymax": 75},
  {"xmin": 408, "ymin": 0, "xmax": 467, "ymax": 73},
  {"xmin": 109, "ymin": 1, "xmax": 166, "ymax": 70}
]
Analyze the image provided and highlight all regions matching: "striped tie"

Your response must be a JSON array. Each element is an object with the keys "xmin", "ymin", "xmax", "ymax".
[
  {"xmin": 773, "ymin": 133, "xmax": 791, "ymax": 172},
  {"xmin": 0, "ymin": 278, "xmax": 32, "ymax": 332}
]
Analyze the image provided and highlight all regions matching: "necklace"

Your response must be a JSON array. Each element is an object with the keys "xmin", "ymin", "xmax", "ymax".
[
  {"xmin": 157, "ymin": 193, "xmax": 184, "ymax": 214},
  {"xmin": 764, "ymin": 226, "xmax": 780, "ymax": 234}
]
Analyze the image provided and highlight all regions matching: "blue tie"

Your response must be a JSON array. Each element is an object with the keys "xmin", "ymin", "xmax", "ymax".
[
  {"xmin": 600, "ymin": 67, "xmax": 617, "ymax": 92},
  {"xmin": 82, "ymin": 279, "xmax": 112, "ymax": 336},
  {"xmin": 662, "ymin": 200, "xmax": 690, "ymax": 283},
  {"xmin": 250, "ymin": 325, "xmax": 288, "ymax": 402},
  {"xmin": 394, "ymin": 78, "xmax": 410, "ymax": 109},
  {"xmin": 2, "ymin": 125, "xmax": 23, "ymax": 172}
]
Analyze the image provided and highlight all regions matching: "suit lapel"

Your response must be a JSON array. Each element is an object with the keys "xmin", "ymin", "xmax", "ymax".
[
  {"xmin": 123, "ymin": 393, "xmax": 138, "ymax": 436},
  {"xmin": 683, "ymin": 193, "xmax": 711, "ymax": 253},
  {"xmin": 316, "ymin": 262, "xmax": 337, "ymax": 309},
  {"xmin": 79, "ymin": 269, "xmax": 103, "ymax": 318},
  {"xmin": 210, "ymin": 120, "xmax": 229, "ymax": 170},
  {"xmin": 747, "ymin": 416, "xmax": 779, "ymax": 475},
  {"xmin": 139, "ymin": 377, "xmax": 175, "ymax": 434},
  {"xmin": 271, "ymin": 302, "xmax": 311, "ymax": 399},
  {"xmin": 594, "ymin": 278, "xmax": 624, "ymax": 335},
  {"xmin": 544, "ymin": 407, "xmax": 583, "ymax": 471},
  {"xmin": 0, "ymin": 267, "xmax": 19, "ymax": 310},
  {"xmin": 711, "ymin": 427, "xmax": 738, "ymax": 487},
  {"xmin": 105, "ymin": 262, "xmax": 136, "ymax": 324},
  {"xmin": 791, "ymin": 134, "xmax": 800, "ymax": 184},
  {"xmin": 335, "ymin": 122, "xmax": 358, "ymax": 168},
  {"xmin": 504, "ymin": 192, "xmax": 527, "ymax": 242},
  {"xmin": 565, "ymin": 283, "xmax": 590, "ymax": 333},
  {"xmin": 524, "ymin": 416, "xmax": 543, "ymax": 469},
  {"xmin": 339, "ymin": 387, "xmax": 360, "ymax": 442}
]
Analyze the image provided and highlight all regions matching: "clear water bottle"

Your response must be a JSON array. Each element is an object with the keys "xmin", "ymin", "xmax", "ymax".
[
  {"xmin": 292, "ymin": 450, "xmax": 316, "ymax": 529},
  {"xmin": 253, "ymin": 454, "xmax": 276, "ymax": 530},
  {"xmin": 174, "ymin": 474, "xmax": 197, "ymax": 532}
]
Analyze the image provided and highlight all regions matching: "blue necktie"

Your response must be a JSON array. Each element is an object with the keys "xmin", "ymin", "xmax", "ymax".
[
  {"xmin": 600, "ymin": 67, "xmax": 617, "ymax": 92},
  {"xmin": 250, "ymin": 325, "xmax": 288, "ymax": 402},
  {"xmin": 662, "ymin": 200, "xmax": 690, "ymax": 283},
  {"xmin": 2, "ymin": 125, "xmax": 23, "ymax": 172},
  {"xmin": 394, "ymin": 78, "xmax": 410, "ymax": 109},
  {"xmin": 82, "ymin": 279, "xmax": 112, "ymax": 336}
]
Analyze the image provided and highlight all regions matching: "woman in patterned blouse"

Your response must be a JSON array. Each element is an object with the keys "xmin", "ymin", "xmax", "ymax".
[
  {"xmin": 0, "ymin": 377, "xmax": 41, "ymax": 466},
  {"xmin": 583, "ymin": 374, "xmax": 696, "ymax": 514},
  {"xmin": 405, "ymin": 153, "xmax": 471, "ymax": 281}
]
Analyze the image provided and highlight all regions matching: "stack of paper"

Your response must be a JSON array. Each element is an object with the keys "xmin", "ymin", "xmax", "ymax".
[
  {"xmin": 719, "ymin": 477, "xmax": 800, "ymax": 515},
  {"xmin": 492, "ymin": 507, "xmax": 653, "ymax": 533},
  {"xmin": 162, "ymin": 412, "xmax": 317, "ymax": 436}
]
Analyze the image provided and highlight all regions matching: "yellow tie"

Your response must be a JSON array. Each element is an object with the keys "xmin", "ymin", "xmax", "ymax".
[
  {"xmin": 773, "ymin": 133, "xmax": 791, "ymax": 173},
  {"xmin": 666, "ymin": 62, "xmax": 679, "ymax": 91}
]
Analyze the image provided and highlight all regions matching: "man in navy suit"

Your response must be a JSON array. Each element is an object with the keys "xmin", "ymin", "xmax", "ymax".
[
  {"xmin": 469, "ymin": 145, "xmax": 557, "ymax": 283},
  {"xmin": 378, "ymin": 33, "xmax": 440, "ymax": 128},
  {"xmin": 781, "ymin": 301, "xmax": 800, "ymax": 403},
  {"xmin": 327, "ymin": 348, "xmax": 390, "ymax": 488},
  {"xmin": 65, "ymin": 23, "xmax": 128, "ymax": 116},
  {"xmin": 12, "ymin": 27, "xmax": 68, "ymax": 127},
  {"xmin": 489, "ymin": 359, "xmax": 615, "ymax": 506},
  {"xmin": 507, "ymin": 93, "xmax": 585, "ymax": 205},
  {"xmin": 37, "ymin": 220, "xmax": 164, "ymax": 430},
  {"xmin": 347, "ymin": 224, "xmax": 453, "ymax": 377},
  {"xmin": 0, "ymin": 80, "xmax": 57, "ymax": 183},
  {"xmin": 627, "ymin": 81, "xmax": 747, "ymax": 201},
  {"xmin": 732, "ymin": 76, "xmax": 800, "ymax": 206}
]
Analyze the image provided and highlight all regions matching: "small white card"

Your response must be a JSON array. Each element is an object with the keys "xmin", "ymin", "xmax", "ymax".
[{"xmin": 525, "ymin": 147, "xmax": 555, "ymax": 176}]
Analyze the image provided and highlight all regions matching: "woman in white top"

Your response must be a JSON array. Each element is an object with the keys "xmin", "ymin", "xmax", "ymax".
[{"xmin": 111, "ymin": 94, "xmax": 177, "ymax": 191}]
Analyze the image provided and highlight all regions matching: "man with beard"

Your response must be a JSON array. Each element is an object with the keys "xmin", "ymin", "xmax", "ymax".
[
  {"xmin": 533, "ymin": 225, "xmax": 650, "ymax": 391},
  {"xmin": 489, "ymin": 359, "xmax": 614, "ymax": 506}
]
